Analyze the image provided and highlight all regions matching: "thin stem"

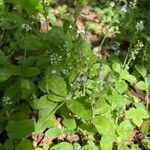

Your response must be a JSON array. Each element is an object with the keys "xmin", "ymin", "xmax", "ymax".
[
  {"xmin": 123, "ymin": 44, "xmax": 132, "ymax": 68},
  {"xmin": 145, "ymin": 77, "xmax": 149, "ymax": 111},
  {"xmin": 0, "ymin": 28, "xmax": 5, "ymax": 41},
  {"xmin": 46, "ymin": 72, "xmax": 49, "ymax": 94},
  {"xmin": 97, "ymin": 25, "xmax": 111, "ymax": 53},
  {"xmin": 42, "ymin": 0, "xmax": 49, "ymax": 31}
]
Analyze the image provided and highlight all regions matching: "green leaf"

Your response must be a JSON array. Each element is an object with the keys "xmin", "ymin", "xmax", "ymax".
[
  {"xmin": 7, "ymin": 64, "xmax": 22, "ymax": 76},
  {"xmin": 35, "ymin": 116, "xmax": 58, "ymax": 134},
  {"xmin": 82, "ymin": 141, "xmax": 98, "ymax": 150},
  {"xmin": 143, "ymin": 138, "xmax": 150, "ymax": 149},
  {"xmin": 63, "ymin": 118, "xmax": 76, "ymax": 130},
  {"xmin": 81, "ymin": 42, "xmax": 92, "ymax": 58},
  {"xmin": 0, "ymin": 113, "xmax": 6, "ymax": 133},
  {"xmin": 47, "ymin": 92, "xmax": 64, "ymax": 102},
  {"xmin": 39, "ymin": 75, "xmax": 67, "ymax": 96},
  {"xmin": 4, "ymin": 84, "xmax": 21, "ymax": 102},
  {"xmin": 119, "ymin": 69, "xmax": 136, "ymax": 83},
  {"xmin": 4, "ymin": 139, "xmax": 14, "ymax": 150},
  {"xmin": 33, "ymin": 96, "xmax": 58, "ymax": 133},
  {"xmin": 0, "ymin": 0, "xmax": 4, "ymax": 6},
  {"xmin": 112, "ymin": 62, "xmax": 121, "ymax": 74},
  {"xmin": 73, "ymin": 143, "xmax": 81, "ymax": 150},
  {"xmin": 45, "ymin": 127, "xmax": 62, "ymax": 139},
  {"xmin": 0, "ymin": 67, "xmax": 11, "ymax": 82},
  {"xmin": 17, "ymin": 0, "xmax": 42, "ymax": 14},
  {"xmin": 106, "ymin": 91, "xmax": 126, "ymax": 110},
  {"xmin": 0, "ymin": 50, "xmax": 7, "ymax": 65},
  {"xmin": 118, "ymin": 143, "xmax": 129, "ymax": 150},
  {"xmin": 125, "ymin": 105, "xmax": 149, "ymax": 127},
  {"xmin": 66, "ymin": 97, "xmax": 93, "ymax": 120},
  {"xmin": 49, "ymin": 75, "xmax": 67, "ymax": 97},
  {"xmin": 136, "ymin": 81, "xmax": 147, "ymax": 90},
  {"xmin": 117, "ymin": 120, "xmax": 134, "ymax": 141},
  {"xmin": 6, "ymin": 119, "xmax": 34, "ymax": 139},
  {"xmin": 15, "ymin": 140, "xmax": 34, "ymax": 150},
  {"xmin": 115, "ymin": 81, "xmax": 128, "ymax": 94},
  {"xmin": 135, "ymin": 65, "xmax": 147, "ymax": 77},
  {"xmin": 93, "ymin": 116, "xmax": 116, "ymax": 140},
  {"xmin": 100, "ymin": 135, "xmax": 113, "ymax": 150},
  {"xmin": 141, "ymin": 120, "xmax": 150, "ymax": 134},
  {"xmin": 0, "ymin": 144, "xmax": 4, "ymax": 150},
  {"xmin": 122, "ymin": 74, "xmax": 137, "ymax": 84},
  {"xmin": 19, "ymin": 35, "xmax": 44, "ymax": 50},
  {"xmin": 21, "ymin": 79, "xmax": 35, "ymax": 99},
  {"xmin": 23, "ymin": 67, "xmax": 40, "ymax": 77},
  {"xmin": 51, "ymin": 142, "xmax": 73, "ymax": 150},
  {"xmin": 34, "ymin": 95, "xmax": 57, "ymax": 110}
]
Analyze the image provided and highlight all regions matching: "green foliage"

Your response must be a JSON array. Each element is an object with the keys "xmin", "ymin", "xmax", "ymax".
[{"xmin": 0, "ymin": 0, "xmax": 149, "ymax": 149}]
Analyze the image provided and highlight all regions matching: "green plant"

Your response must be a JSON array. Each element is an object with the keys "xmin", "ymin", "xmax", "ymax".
[{"xmin": 0, "ymin": 0, "xmax": 149, "ymax": 149}]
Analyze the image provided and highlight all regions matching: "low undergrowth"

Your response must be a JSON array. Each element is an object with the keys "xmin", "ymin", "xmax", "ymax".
[{"xmin": 0, "ymin": 0, "xmax": 149, "ymax": 150}]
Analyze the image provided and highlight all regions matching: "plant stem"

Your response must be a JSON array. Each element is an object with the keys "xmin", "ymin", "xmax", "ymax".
[
  {"xmin": 42, "ymin": 0, "xmax": 49, "ymax": 31},
  {"xmin": 145, "ymin": 78, "xmax": 149, "ymax": 111}
]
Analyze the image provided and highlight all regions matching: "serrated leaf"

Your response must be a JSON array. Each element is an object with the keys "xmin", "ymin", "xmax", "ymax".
[
  {"xmin": 117, "ymin": 120, "xmax": 134, "ymax": 141},
  {"xmin": 51, "ymin": 142, "xmax": 73, "ymax": 150},
  {"xmin": 115, "ymin": 81, "xmax": 128, "ymax": 94},
  {"xmin": 66, "ymin": 97, "xmax": 93, "ymax": 120},
  {"xmin": 15, "ymin": 140, "xmax": 34, "ymax": 150},
  {"xmin": 136, "ymin": 81, "xmax": 147, "ymax": 90},
  {"xmin": 125, "ymin": 106, "xmax": 149, "ymax": 127},
  {"xmin": 6, "ymin": 119, "xmax": 34, "ymax": 139},
  {"xmin": 0, "ymin": 67, "xmax": 11, "ymax": 82},
  {"xmin": 118, "ymin": 143, "xmax": 129, "ymax": 150},
  {"xmin": 93, "ymin": 116, "xmax": 116, "ymax": 140},
  {"xmin": 135, "ymin": 65, "xmax": 147, "ymax": 77},
  {"xmin": 106, "ymin": 92, "xmax": 126, "ymax": 110},
  {"xmin": 100, "ymin": 135, "xmax": 114, "ymax": 150}
]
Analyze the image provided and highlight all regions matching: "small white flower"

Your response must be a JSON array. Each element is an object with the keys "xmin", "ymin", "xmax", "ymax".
[
  {"xmin": 110, "ymin": 2, "xmax": 115, "ymax": 7},
  {"xmin": 2, "ymin": 96, "xmax": 13, "ymax": 105},
  {"xmin": 21, "ymin": 24, "xmax": 32, "ymax": 32},
  {"xmin": 51, "ymin": 70, "xmax": 57, "ymax": 74},
  {"xmin": 137, "ymin": 40, "xmax": 144, "ymax": 48},
  {"xmin": 121, "ymin": 5, "xmax": 128, "ymax": 13},
  {"xmin": 69, "ymin": 25, "xmax": 72, "ymax": 29},
  {"xmin": 136, "ymin": 21, "xmax": 144, "ymax": 30},
  {"xmin": 81, "ymin": 76, "xmax": 87, "ymax": 82},
  {"xmin": 99, "ymin": 86, "xmax": 104, "ymax": 92},
  {"xmin": 99, "ymin": 71, "xmax": 107, "ymax": 79},
  {"xmin": 77, "ymin": 77, "xmax": 82, "ymax": 82}
]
